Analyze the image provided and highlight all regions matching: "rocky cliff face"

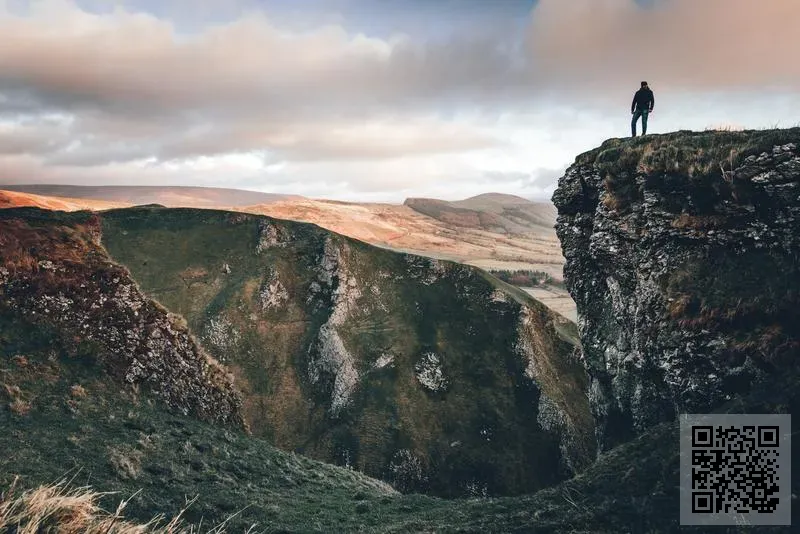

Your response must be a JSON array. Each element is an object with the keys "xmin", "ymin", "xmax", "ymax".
[
  {"xmin": 0, "ymin": 210, "xmax": 244, "ymax": 428},
  {"xmin": 553, "ymin": 129, "xmax": 800, "ymax": 450}
]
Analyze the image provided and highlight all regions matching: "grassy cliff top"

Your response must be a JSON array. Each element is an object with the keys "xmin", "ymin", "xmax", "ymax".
[{"xmin": 576, "ymin": 127, "xmax": 800, "ymax": 178}]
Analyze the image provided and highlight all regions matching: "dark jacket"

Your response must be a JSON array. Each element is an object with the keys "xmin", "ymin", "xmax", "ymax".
[{"xmin": 632, "ymin": 88, "xmax": 655, "ymax": 113}]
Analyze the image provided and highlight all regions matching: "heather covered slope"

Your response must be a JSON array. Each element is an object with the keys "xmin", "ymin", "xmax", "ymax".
[
  {"xmin": 2, "ymin": 318, "xmax": 795, "ymax": 533},
  {"xmin": 0, "ymin": 206, "xmax": 591, "ymax": 499},
  {"xmin": 0, "ymin": 211, "xmax": 243, "ymax": 427},
  {"xmin": 96, "ymin": 206, "xmax": 590, "ymax": 497},
  {"xmin": 0, "ymin": 189, "xmax": 129, "ymax": 211}
]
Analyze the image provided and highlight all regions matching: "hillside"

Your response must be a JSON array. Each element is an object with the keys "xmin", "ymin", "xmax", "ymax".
[
  {"xmin": 0, "ymin": 187, "xmax": 565, "ymax": 276},
  {"xmin": 0, "ymin": 206, "xmax": 590, "ymax": 499},
  {"xmin": 1, "ymin": 187, "xmax": 574, "ymax": 319},
  {"xmin": 97, "ymin": 206, "xmax": 589, "ymax": 497},
  {"xmin": 1, "ymin": 185, "xmax": 293, "ymax": 208},
  {"xmin": 404, "ymin": 194, "xmax": 556, "ymax": 236},
  {"xmin": 0, "ymin": 189, "xmax": 129, "ymax": 211},
  {"xmin": 243, "ymin": 197, "xmax": 565, "ymax": 275}
]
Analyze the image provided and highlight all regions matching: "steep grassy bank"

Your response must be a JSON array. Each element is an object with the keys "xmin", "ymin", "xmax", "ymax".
[
  {"xmin": 0, "ymin": 206, "xmax": 591, "ymax": 498},
  {"xmin": 2, "ymin": 313, "xmax": 795, "ymax": 533}
]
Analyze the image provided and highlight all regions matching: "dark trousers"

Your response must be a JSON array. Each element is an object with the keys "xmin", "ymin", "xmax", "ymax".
[{"xmin": 631, "ymin": 109, "xmax": 649, "ymax": 136}]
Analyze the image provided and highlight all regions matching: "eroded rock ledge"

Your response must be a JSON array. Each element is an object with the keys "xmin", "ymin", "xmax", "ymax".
[
  {"xmin": 553, "ymin": 129, "xmax": 800, "ymax": 450},
  {"xmin": 0, "ymin": 213, "xmax": 244, "ymax": 427}
]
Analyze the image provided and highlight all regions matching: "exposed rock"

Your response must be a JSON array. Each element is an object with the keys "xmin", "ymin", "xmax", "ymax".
[
  {"xmin": 515, "ymin": 305, "xmax": 594, "ymax": 472},
  {"xmin": 553, "ymin": 129, "xmax": 800, "ymax": 450},
  {"xmin": 258, "ymin": 270, "xmax": 290, "ymax": 311},
  {"xmin": 373, "ymin": 353, "xmax": 395, "ymax": 369},
  {"xmin": 256, "ymin": 219, "xmax": 290, "ymax": 253},
  {"xmin": 308, "ymin": 323, "xmax": 359, "ymax": 415},
  {"xmin": 490, "ymin": 289, "xmax": 509, "ymax": 303},
  {"xmin": 203, "ymin": 316, "xmax": 241, "ymax": 359},
  {"xmin": 388, "ymin": 448, "xmax": 427, "ymax": 492},
  {"xmin": 307, "ymin": 237, "xmax": 361, "ymax": 415},
  {"xmin": 403, "ymin": 255, "xmax": 449, "ymax": 285},
  {"xmin": 225, "ymin": 212, "xmax": 251, "ymax": 225},
  {"xmin": 414, "ymin": 352, "xmax": 448, "ymax": 392},
  {"xmin": 0, "ymin": 217, "xmax": 244, "ymax": 428}
]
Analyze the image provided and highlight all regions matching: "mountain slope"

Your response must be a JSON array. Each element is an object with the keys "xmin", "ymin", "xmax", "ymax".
[
  {"xmin": 96, "ymin": 206, "xmax": 591, "ymax": 497},
  {"xmin": 0, "ymin": 210, "xmax": 242, "ymax": 426},
  {"xmin": 1, "ymin": 185, "xmax": 293, "ymax": 208},
  {"xmin": 404, "ymin": 193, "xmax": 556, "ymax": 235},
  {"xmin": 0, "ymin": 206, "xmax": 591, "ymax": 499},
  {"xmin": 0, "ymin": 189, "xmax": 129, "ymax": 211},
  {"xmin": 0, "ymin": 308, "xmax": 398, "ymax": 532},
  {"xmin": 3, "ymin": 315, "xmax": 795, "ymax": 533},
  {"xmin": 1, "ymin": 188, "xmax": 573, "ymax": 318},
  {"xmin": 245, "ymin": 197, "xmax": 566, "ymax": 279}
]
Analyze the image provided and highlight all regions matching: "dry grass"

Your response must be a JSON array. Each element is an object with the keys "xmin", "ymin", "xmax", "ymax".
[
  {"xmin": 577, "ymin": 128, "xmax": 800, "ymax": 212},
  {"xmin": 670, "ymin": 214, "xmax": 727, "ymax": 230},
  {"xmin": 0, "ymin": 219, "xmax": 95, "ymax": 276},
  {"xmin": 0, "ymin": 478, "xmax": 243, "ymax": 533},
  {"xmin": 582, "ymin": 128, "xmax": 800, "ymax": 178},
  {"xmin": 600, "ymin": 192, "xmax": 624, "ymax": 212},
  {"xmin": 666, "ymin": 295, "xmax": 693, "ymax": 318},
  {"xmin": 70, "ymin": 384, "xmax": 88, "ymax": 399},
  {"xmin": 3, "ymin": 383, "xmax": 32, "ymax": 416},
  {"xmin": 107, "ymin": 447, "xmax": 144, "ymax": 481},
  {"xmin": 9, "ymin": 399, "xmax": 32, "ymax": 416}
]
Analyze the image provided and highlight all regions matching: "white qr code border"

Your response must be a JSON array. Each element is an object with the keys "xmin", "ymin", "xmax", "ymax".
[{"xmin": 680, "ymin": 413, "xmax": 791, "ymax": 526}]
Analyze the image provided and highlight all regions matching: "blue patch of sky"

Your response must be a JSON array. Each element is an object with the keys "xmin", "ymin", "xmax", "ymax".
[{"xmin": 59, "ymin": 0, "xmax": 539, "ymax": 39}]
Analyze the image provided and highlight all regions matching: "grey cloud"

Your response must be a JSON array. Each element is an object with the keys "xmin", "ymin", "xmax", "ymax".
[
  {"xmin": 0, "ymin": 0, "xmax": 512, "ymax": 166},
  {"xmin": 2, "ymin": 0, "xmax": 796, "ymax": 128},
  {"xmin": 44, "ymin": 144, "xmax": 156, "ymax": 167},
  {"xmin": 482, "ymin": 167, "xmax": 564, "ymax": 189},
  {"xmin": 0, "ymin": 126, "xmax": 64, "ymax": 155},
  {"xmin": 0, "ymin": 2, "xmax": 531, "ymax": 119},
  {"xmin": 527, "ymin": 0, "xmax": 800, "ymax": 94}
]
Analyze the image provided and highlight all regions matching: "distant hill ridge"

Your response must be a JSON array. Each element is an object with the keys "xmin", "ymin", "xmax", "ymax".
[
  {"xmin": 404, "ymin": 192, "xmax": 556, "ymax": 235},
  {"xmin": 0, "ymin": 189, "xmax": 129, "ymax": 211},
  {"xmin": 1, "ymin": 184, "xmax": 295, "ymax": 208}
]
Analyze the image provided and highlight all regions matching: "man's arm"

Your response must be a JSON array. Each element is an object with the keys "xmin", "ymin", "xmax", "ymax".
[
  {"xmin": 632, "ymin": 92, "xmax": 637, "ymax": 113},
  {"xmin": 649, "ymin": 90, "xmax": 655, "ymax": 111}
]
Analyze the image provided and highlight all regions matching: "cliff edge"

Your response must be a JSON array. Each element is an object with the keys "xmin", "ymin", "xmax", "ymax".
[{"xmin": 553, "ymin": 128, "xmax": 800, "ymax": 450}]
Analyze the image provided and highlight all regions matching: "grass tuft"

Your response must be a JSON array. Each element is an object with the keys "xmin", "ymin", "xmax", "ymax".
[
  {"xmin": 0, "ymin": 478, "xmax": 243, "ymax": 534},
  {"xmin": 577, "ymin": 127, "xmax": 800, "ymax": 212}
]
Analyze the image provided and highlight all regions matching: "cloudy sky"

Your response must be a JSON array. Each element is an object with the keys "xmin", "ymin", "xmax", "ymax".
[{"xmin": 1, "ymin": 0, "xmax": 799, "ymax": 202}]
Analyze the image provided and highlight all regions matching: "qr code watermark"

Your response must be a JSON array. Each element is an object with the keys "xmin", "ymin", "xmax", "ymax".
[{"xmin": 680, "ymin": 414, "xmax": 791, "ymax": 526}]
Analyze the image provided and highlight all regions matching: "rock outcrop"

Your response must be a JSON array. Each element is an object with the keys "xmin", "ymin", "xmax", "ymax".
[
  {"xmin": 553, "ymin": 129, "xmax": 800, "ymax": 450},
  {"xmin": 0, "ymin": 211, "xmax": 244, "ymax": 428}
]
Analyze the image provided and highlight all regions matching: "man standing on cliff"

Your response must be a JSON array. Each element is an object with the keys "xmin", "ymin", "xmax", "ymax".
[{"xmin": 631, "ymin": 81, "xmax": 655, "ymax": 136}]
